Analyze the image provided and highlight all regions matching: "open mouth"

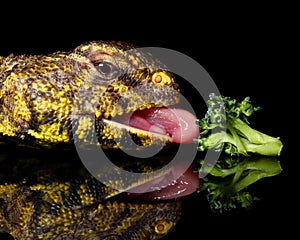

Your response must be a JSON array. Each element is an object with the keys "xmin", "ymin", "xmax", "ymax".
[
  {"xmin": 107, "ymin": 107, "xmax": 200, "ymax": 144},
  {"xmin": 104, "ymin": 106, "xmax": 201, "ymax": 201},
  {"xmin": 118, "ymin": 163, "xmax": 200, "ymax": 201}
]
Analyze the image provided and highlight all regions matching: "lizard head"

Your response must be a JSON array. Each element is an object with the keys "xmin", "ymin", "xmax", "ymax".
[
  {"xmin": 0, "ymin": 40, "xmax": 199, "ymax": 149},
  {"xmin": 80, "ymin": 200, "xmax": 182, "ymax": 240},
  {"xmin": 0, "ymin": 151, "xmax": 185, "ymax": 240},
  {"xmin": 69, "ymin": 41, "xmax": 199, "ymax": 149},
  {"xmin": 0, "ymin": 182, "xmax": 182, "ymax": 240}
]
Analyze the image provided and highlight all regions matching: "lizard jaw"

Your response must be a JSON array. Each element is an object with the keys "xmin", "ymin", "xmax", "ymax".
[
  {"xmin": 114, "ymin": 164, "xmax": 200, "ymax": 201},
  {"xmin": 108, "ymin": 107, "xmax": 200, "ymax": 144},
  {"xmin": 100, "ymin": 107, "xmax": 200, "ymax": 201}
]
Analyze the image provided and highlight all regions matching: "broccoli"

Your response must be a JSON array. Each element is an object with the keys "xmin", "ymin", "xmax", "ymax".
[
  {"xmin": 194, "ymin": 94, "xmax": 283, "ymax": 212},
  {"xmin": 195, "ymin": 93, "xmax": 283, "ymax": 156},
  {"xmin": 197, "ymin": 156, "xmax": 282, "ymax": 212}
]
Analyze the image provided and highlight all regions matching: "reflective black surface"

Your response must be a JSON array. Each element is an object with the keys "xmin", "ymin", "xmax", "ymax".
[{"xmin": 0, "ymin": 7, "xmax": 293, "ymax": 239}]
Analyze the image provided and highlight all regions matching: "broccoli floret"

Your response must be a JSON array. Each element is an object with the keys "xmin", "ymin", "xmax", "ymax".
[
  {"xmin": 197, "ymin": 156, "xmax": 282, "ymax": 212},
  {"xmin": 195, "ymin": 93, "xmax": 283, "ymax": 156}
]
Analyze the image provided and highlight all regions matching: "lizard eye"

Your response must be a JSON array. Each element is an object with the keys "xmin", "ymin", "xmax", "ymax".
[{"xmin": 96, "ymin": 61, "xmax": 119, "ymax": 80}]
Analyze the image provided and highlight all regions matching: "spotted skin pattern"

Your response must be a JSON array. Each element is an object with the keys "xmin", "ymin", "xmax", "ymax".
[
  {"xmin": 0, "ymin": 41, "xmax": 180, "ymax": 148},
  {"xmin": 0, "ymin": 176, "xmax": 181, "ymax": 239},
  {"xmin": 0, "ymin": 41, "xmax": 182, "ymax": 239}
]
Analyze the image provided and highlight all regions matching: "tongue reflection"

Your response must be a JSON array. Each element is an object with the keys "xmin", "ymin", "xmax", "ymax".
[
  {"xmin": 124, "ymin": 164, "xmax": 200, "ymax": 201},
  {"xmin": 114, "ymin": 108, "xmax": 200, "ymax": 200},
  {"xmin": 126, "ymin": 108, "xmax": 200, "ymax": 144}
]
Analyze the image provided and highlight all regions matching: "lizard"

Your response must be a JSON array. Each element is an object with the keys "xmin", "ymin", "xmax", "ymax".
[
  {"xmin": 0, "ymin": 41, "xmax": 200, "ymax": 239},
  {"xmin": 0, "ymin": 146, "xmax": 183, "ymax": 239}
]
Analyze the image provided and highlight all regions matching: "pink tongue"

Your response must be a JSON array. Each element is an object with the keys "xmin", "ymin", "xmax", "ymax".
[
  {"xmin": 128, "ymin": 108, "xmax": 200, "ymax": 144},
  {"xmin": 113, "ymin": 108, "xmax": 200, "ymax": 200},
  {"xmin": 123, "ymin": 164, "xmax": 200, "ymax": 201}
]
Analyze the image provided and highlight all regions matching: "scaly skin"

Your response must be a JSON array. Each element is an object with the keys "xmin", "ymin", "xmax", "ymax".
[
  {"xmin": 0, "ymin": 155, "xmax": 181, "ymax": 239},
  {"xmin": 0, "ymin": 41, "xmax": 180, "ymax": 149},
  {"xmin": 0, "ymin": 41, "xmax": 182, "ymax": 239}
]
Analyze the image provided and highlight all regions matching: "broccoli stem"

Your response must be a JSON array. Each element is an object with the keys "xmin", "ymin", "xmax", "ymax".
[
  {"xmin": 240, "ymin": 138, "xmax": 283, "ymax": 156},
  {"xmin": 198, "ymin": 156, "xmax": 282, "ymax": 212},
  {"xmin": 208, "ymin": 157, "xmax": 282, "ymax": 192},
  {"xmin": 233, "ymin": 170, "xmax": 273, "ymax": 193},
  {"xmin": 229, "ymin": 118, "xmax": 283, "ymax": 156},
  {"xmin": 198, "ymin": 132, "xmax": 227, "ymax": 150},
  {"xmin": 226, "ymin": 123, "xmax": 248, "ymax": 156},
  {"xmin": 197, "ymin": 117, "xmax": 283, "ymax": 156},
  {"xmin": 229, "ymin": 117, "xmax": 280, "ymax": 144},
  {"xmin": 234, "ymin": 158, "xmax": 281, "ymax": 191}
]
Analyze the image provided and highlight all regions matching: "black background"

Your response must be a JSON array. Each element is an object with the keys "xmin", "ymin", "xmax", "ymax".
[{"xmin": 0, "ymin": 2, "xmax": 294, "ymax": 239}]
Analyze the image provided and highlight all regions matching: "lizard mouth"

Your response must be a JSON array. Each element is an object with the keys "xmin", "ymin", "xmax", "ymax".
[
  {"xmin": 115, "ymin": 163, "xmax": 200, "ymax": 201},
  {"xmin": 105, "ymin": 107, "xmax": 200, "ymax": 201},
  {"xmin": 108, "ymin": 107, "xmax": 200, "ymax": 144}
]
